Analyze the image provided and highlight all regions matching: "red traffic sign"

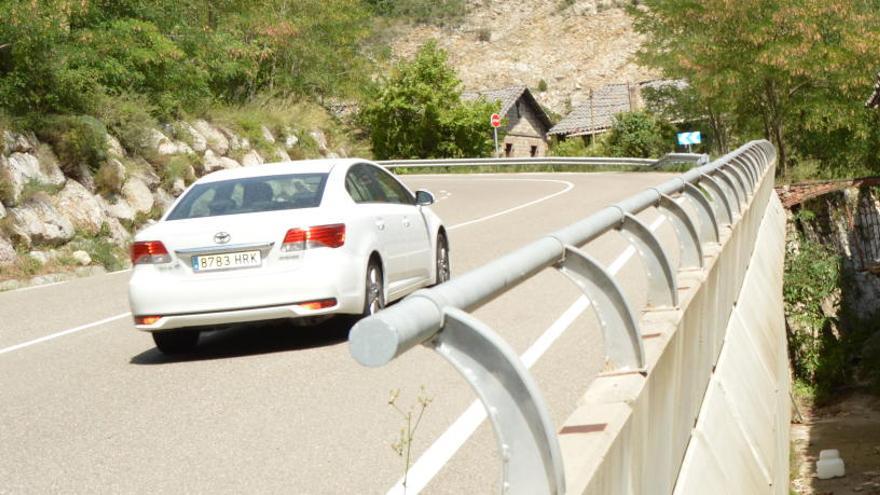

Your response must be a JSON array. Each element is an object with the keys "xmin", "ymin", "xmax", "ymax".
[{"xmin": 490, "ymin": 113, "xmax": 502, "ymax": 128}]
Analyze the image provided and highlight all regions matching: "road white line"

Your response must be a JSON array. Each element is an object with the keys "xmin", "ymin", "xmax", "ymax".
[
  {"xmin": 0, "ymin": 178, "xmax": 569, "ymax": 358},
  {"xmin": 387, "ymin": 216, "xmax": 664, "ymax": 495},
  {"xmin": 447, "ymin": 179, "xmax": 574, "ymax": 231},
  {"xmin": 0, "ymin": 179, "xmax": 568, "ymax": 356},
  {"xmin": 0, "ymin": 312, "xmax": 131, "ymax": 356},
  {"xmin": 1, "ymin": 268, "xmax": 132, "ymax": 295}
]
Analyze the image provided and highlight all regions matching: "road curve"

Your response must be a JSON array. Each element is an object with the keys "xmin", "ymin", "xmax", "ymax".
[{"xmin": 0, "ymin": 171, "xmax": 676, "ymax": 494}]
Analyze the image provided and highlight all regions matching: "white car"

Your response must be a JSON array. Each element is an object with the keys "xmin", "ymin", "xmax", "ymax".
[{"xmin": 128, "ymin": 159, "xmax": 449, "ymax": 354}]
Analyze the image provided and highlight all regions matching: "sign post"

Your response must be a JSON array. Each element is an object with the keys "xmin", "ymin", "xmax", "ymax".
[
  {"xmin": 676, "ymin": 131, "xmax": 702, "ymax": 153},
  {"xmin": 491, "ymin": 113, "xmax": 502, "ymax": 156}
]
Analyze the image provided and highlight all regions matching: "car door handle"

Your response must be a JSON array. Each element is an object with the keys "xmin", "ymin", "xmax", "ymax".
[
  {"xmin": 402, "ymin": 217, "xmax": 411, "ymax": 227},
  {"xmin": 375, "ymin": 219, "xmax": 385, "ymax": 231}
]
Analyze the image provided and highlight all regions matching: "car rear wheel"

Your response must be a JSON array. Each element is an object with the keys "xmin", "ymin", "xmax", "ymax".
[
  {"xmin": 363, "ymin": 260, "xmax": 385, "ymax": 317},
  {"xmin": 152, "ymin": 330, "xmax": 200, "ymax": 354},
  {"xmin": 435, "ymin": 234, "xmax": 450, "ymax": 285}
]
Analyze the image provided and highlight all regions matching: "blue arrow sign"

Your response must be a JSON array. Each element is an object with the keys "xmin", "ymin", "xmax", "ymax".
[{"xmin": 677, "ymin": 131, "xmax": 702, "ymax": 145}]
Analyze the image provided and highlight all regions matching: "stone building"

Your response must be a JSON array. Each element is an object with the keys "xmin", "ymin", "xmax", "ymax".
[
  {"xmin": 549, "ymin": 80, "xmax": 687, "ymax": 142},
  {"xmin": 462, "ymin": 85, "xmax": 553, "ymax": 157}
]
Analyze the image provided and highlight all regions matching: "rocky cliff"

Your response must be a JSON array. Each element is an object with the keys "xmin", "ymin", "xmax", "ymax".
[
  {"xmin": 0, "ymin": 121, "xmax": 343, "ymax": 290},
  {"xmin": 390, "ymin": 0, "xmax": 655, "ymax": 113}
]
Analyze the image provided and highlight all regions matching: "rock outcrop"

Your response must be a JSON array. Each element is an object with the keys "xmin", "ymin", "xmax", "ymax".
[
  {"xmin": 53, "ymin": 180, "xmax": 107, "ymax": 235},
  {"xmin": 0, "ymin": 117, "xmax": 340, "ymax": 275},
  {"xmin": 0, "ymin": 234, "xmax": 15, "ymax": 266},
  {"xmin": 8, "ymin": 196, "xmax": 75, "ymax": 247},
  {"xmin": 122, "ymin": 177, "xmax": 155, "ymax": 214},
  {"xmin": 176, "ymin": 122, "xmax": 208, "ymax": 153},
  {"xmin": 241, "ymin": 150, "xmax": 264, "ymax": 167},
  {"xmin": 193, "ymin": 120, "xmax": 229, "ymax": 156}
]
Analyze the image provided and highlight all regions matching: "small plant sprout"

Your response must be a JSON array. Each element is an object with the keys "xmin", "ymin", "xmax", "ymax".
[{"xmin": 388, "ymin": 386, "xmax": 433, "ymax": 494}]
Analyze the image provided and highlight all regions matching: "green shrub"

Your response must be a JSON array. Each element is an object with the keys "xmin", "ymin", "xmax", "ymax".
[
  {"xmin": 550, "ymin": 136, "xmax": 606, "ymax": 157},
  {"xmin": 557, "ymin": 0, "xmax": 577, "ymax": 11},
  {"xmin": 87, "ymin": 239, "xmax": 126, "ymax": 272},
  {"xmin": 784, "ymin": 234, "xmax": 842, "ymax": 400},
  {"xmin": 69, "ymin": 225, "xmax": 126, "ymax": 272},
  {"xmin": 0, "ymin": 176, "xmax": 13, "ymax": 205},
  {"xmin": 537, "ymin": 79, "xmax": 548, "ymax": 92},
  {"xmin": 96, "ymin": 94, "xmax": 158, "ymax": 154},
  {"xmin": 160, "ymin": 155, "xmax": 197, "ymax": 189},
  {"xmin": 19, "ymin": 180, "xmax": 62, "ymax": 204},
  {"xmin": 33, "ymin": 115, "xmax": 108, "ymax": 175},
  {"xmin": 368, "ymin": 0, "xmax": 466, "ymax": 26},
  {"xmin": 17, "ymin": 254, "xmax": 43, "ymax": 276},
  {"xmin": 359, "ymin": 42, "xmax": 496, "ymax": 159},
  {"xmin": 94, "ymin": 161, "xmax": 122, "ymax": 195},
  {"xmin": 605, "ymin": 111, "xmax": 674, "ymax": 158}
]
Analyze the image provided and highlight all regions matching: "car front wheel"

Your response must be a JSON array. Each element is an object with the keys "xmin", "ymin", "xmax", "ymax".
[{"xmin": 152, "ymin": 330, "xmax": 200, "ymax": 354}]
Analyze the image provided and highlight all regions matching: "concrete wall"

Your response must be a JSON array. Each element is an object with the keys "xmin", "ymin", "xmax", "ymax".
[{"xmin": 557, "ymin": 158, "xmax": 789, "ymax": 493}]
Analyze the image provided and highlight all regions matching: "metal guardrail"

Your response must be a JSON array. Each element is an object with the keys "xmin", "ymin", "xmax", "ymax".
[
  {"xmin": 377, "ymin": 152, "xmax": 709, "ymax": 170},
  {"xmin": 350, "ymin": 140, "xmax": 776, "ymax": 494}
]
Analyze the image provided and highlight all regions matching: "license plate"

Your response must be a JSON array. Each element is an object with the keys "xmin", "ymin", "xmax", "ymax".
[{"xmin": 192, "ymin": 250, "xmax": 262, "ymax": 272}]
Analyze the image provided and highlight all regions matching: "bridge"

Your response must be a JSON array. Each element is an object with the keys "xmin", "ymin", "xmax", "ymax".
[{"xmin": 0, "ymin": 141, "xmax": 786, "ymax": 493}]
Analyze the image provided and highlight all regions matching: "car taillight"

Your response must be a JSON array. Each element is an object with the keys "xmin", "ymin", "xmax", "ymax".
[
  {"xmin": 282, "ymin": 224, "xmax": 345, "ymax": 252},
  {"xmin": 135, "ymin": 315, "xmax": 162, "ymax": 325},
  {"xmin": 296, "ymin": 298, "xmax": 338, "ymax": 310},
  {"xmin": 131, "ymin": 241, "xmax": 171, "ymax": 264}
]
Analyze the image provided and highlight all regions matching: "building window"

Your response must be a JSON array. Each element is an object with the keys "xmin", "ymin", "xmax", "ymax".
[
  {"xmin": 505, "ymin": 143, "xmax": 513, "ymax": 157},
  {"xmin": 530, "ymin": 145, "xmax": 538, "ymax": 157}
]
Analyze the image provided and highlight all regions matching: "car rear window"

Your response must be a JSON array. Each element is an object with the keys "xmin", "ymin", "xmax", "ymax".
[{"xmin": 166, "ymin": 173, "xmax": 328, "ymax": 220}]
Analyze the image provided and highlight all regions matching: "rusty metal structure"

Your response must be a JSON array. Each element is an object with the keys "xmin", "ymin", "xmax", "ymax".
[{"xmin": 776, "ymin": 177, "xmax": 880, "ymax": 208}]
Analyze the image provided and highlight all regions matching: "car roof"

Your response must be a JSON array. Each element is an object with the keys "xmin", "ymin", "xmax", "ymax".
[{"xmin": 194, "ymin": 158, "xmax": 371, "ymax": 184}]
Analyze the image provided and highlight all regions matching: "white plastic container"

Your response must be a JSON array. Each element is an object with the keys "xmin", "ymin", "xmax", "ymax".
[{"xmin": 816, "ymin": 449, "xmax": 846, "ymax": 479}]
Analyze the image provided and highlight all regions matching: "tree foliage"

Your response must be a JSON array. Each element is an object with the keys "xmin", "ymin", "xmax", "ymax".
[
  {"xmin": 358, "ymin": 42, "xmax": 497, "ymax": 159},
  {"xmin": 631, "ymin": 0, "xmax": 880, "ymax": 176},
  {"xmin": 366, "ymin": 0, "xmax": 466, "ymax": 26},
  {"xmin": 604, "ymin": 111, "xmax": 673, "ymax": 158},
  {"xmin": 0, "ymin": 0, "xmax": 373, "ymax": 118}
]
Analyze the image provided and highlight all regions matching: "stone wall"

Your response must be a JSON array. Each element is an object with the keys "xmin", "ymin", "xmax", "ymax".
[
  {"xmin": 502, "ymin": 100, "xmax": 549, "ymax": 157},
  {"xmin": 793, "ymin": 186, "xmax": 880, "ymax": 315},
  {"xmin": 0, "ymin": 121, "xmax": 342, "ymax": 289}
]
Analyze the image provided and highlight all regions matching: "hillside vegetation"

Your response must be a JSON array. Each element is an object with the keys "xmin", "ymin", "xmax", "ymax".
[{"xmin": 0, "ymin": 0, "xmax": 377, "ymax": 118}]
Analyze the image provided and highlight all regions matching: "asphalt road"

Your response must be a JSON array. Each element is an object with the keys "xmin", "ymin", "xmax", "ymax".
[{"xmin": 0, "ymin": 171, "xmax": 678, "ymax": 494}]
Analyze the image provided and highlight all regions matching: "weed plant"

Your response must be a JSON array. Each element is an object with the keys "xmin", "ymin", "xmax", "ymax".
[{"xmin": 388, "ymin": 386, "xmax": 433, "ymax": 494}]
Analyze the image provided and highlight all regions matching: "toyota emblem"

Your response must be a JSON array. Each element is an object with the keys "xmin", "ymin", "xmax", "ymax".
[{"xmin": 214, "ymin": 232, "xmax": 231, "ymax": 244}]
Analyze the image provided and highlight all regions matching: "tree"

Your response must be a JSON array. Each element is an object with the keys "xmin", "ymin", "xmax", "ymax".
[
  {"xmin": 0, "ymin": 0, "xmax": 374, "ymax": 118},
  {"xmin": 631, "ymin": 0, "xmax": 880, "ymax": 176},
  {"xmin": 641, "ymin": 83, "xmax": 731, "ymax": 154},
  {"xmin": 605, "ymin": 111, "xmax": 673, "ymax": 158},
  {"xmin": 358, "ymin": 42, "xmax": 497, "ymax": 159}
]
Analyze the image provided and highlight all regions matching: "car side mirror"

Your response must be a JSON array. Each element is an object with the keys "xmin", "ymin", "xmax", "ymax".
[{"xmin": 415, "ymin": 190, "xmax": 435, "ymax": 206}]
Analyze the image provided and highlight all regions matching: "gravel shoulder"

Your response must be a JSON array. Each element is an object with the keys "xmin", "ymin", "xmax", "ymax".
[{"xmin": 791, "ymin": 392, "xmax": 880, "ymax": 495}]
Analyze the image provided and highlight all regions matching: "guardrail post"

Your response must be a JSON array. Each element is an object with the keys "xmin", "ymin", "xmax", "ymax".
[
  {"xmin": 744, "ymin": 151, "xmax": 761, "ymax": 187},
  {"xmin": 699, "ymin": 174, "xmax": 734, "ymax": 227},
  {"xmin": 714, "ymin": 169, "xmax": 744, "ymax": 215},
  {"xmin": 733, "ymin": 155, "xmax": 756, "ymax": 190},
  {"xmin": 555, "ymin": 246, "xmax": 645, "ymax": 370},
  {"xmin": 617, "ymin": 213, "xmax": 678, "ymax": 308},
  {"xmin": 682, "ymin": 182, "xmax": 720, "ymax": 244},
  {"xmin": 428, "ymin": 308, "xmax": 565, "ymax": 495},
  {"xmin": 656, "ymin": 192, "xmax": 704, "ymax": 270},
  {"xmin": 350, "ymin": 139, "xmax": 777, "ymax": 493},
  {"xmin": 724, "ymin": 163, "xmax": 752, "ymax": 198}
]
